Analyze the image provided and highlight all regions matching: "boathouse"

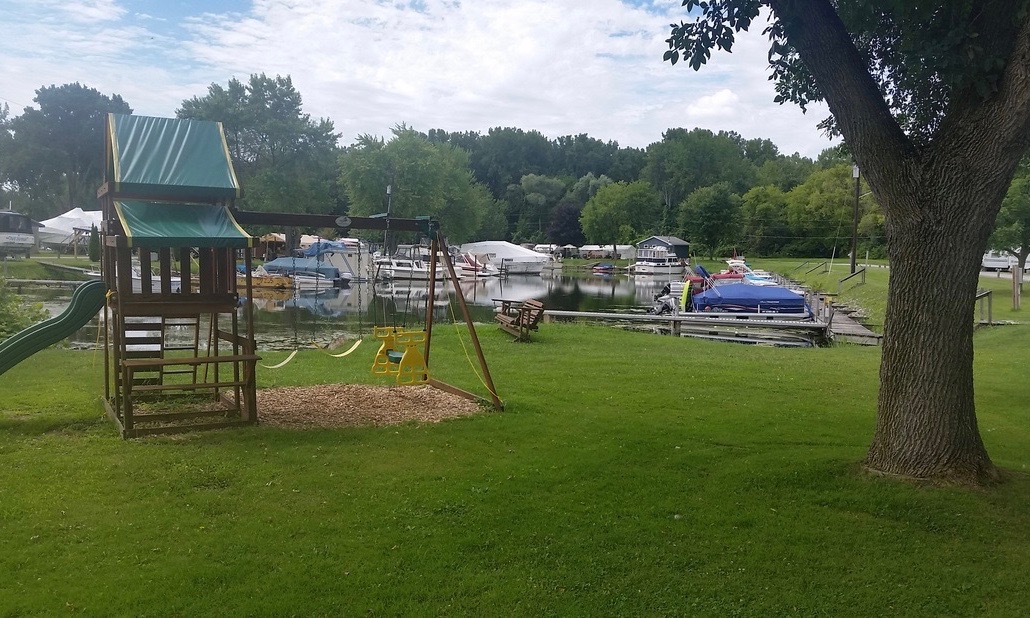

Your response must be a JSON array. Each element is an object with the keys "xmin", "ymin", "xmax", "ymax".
[{"xmin": 636, "ymin": 236, "xmax": 690, "ymax": 259}]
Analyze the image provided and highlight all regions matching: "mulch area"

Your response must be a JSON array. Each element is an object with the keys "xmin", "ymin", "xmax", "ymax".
[{"xmin": 256, "ymin": 383, "xmax": 483, "ymax": 429}]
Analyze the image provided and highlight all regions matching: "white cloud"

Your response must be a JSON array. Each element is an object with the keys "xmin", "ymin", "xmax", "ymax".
[
  {"xmin": 0, "ymin": 0, "xmax": 837, "ymax": 157},
  {"xmin": 687, "ymin": 89, "xmax": 740, "ymax": 119}
]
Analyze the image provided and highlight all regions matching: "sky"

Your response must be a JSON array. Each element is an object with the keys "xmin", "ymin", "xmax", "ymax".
[{"xmin": 0, "ymin": 0, "xmax": 838, "ymax": 157}]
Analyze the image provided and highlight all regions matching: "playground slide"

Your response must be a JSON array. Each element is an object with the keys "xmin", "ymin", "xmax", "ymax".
[{"xmin": 0, "ymin": 280, "xmax": 107, "ymax": 376}]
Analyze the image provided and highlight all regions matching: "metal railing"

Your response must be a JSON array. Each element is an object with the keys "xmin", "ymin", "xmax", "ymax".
[
  {"xmin": 975, "ymin": 289, "xmax": 993, "ymax": 325},
  {"xmin": 838, "ymin": 267, "xmax": 866, "ymax": 294},
  {"xmin": 805, "ymin": 261, "xmax": 828, "ymax": 275}
]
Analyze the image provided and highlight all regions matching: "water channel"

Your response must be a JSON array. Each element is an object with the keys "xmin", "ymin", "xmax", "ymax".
[{"xmin": 23, "ymin": 272, "xmax": 675, "ymax": 350}]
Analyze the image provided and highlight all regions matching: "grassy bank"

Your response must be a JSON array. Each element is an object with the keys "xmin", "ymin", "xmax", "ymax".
[
  {"xmin": 737, "ymin": 258, "xmax": 1023, "ymax": 332},
  {"xmin": 1, "ymin": 318, "xmax": 1028, "ymax": 614}
]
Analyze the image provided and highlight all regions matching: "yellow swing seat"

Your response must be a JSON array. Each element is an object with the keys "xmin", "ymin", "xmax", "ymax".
[{"xmin": 370, "ymin": 326, "xmax": 428, "ymax": 384}]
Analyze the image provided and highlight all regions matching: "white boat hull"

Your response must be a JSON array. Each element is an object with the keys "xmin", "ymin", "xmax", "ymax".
[
  {"xmin": 132, "ymin": 275, "xmax": 182, "ymax": 294},
  {"xmin": 631, "ymin": 263, "xmax": 684, "ymax": 275},
  {"xmin": 498, "ymin": 259, "xmax": 546, "ymax": 275},
  {"xmin": 375, "ymin": 258, "xmax": 451, "ymax": 281}
]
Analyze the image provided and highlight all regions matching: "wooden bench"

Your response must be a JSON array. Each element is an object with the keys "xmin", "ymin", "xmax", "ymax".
[{"xmin": 495, "ymin": 299, "xmax": 545, "ymax": 341}]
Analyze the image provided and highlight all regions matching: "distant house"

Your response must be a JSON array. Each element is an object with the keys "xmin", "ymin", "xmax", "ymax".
[
  {"xmin": 579, "ymin": 244, "xmax": 638, "ymax": 259},
  {"xmin": 579, "ymin": 244, "xmax": 609, "ymax": 259},
  {"xmin": 636, "ymin": 235, "xmax": 690, "ymax": 259}
]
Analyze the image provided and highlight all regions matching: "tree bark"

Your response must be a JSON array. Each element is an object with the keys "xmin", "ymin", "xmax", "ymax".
[
  {"xmin": 867, "ymin": 169, "xmax": 999, "ymax": 484},
  {"xmin": 768, "ymin": 0, "xmax": 1030, "ymax": 484}
]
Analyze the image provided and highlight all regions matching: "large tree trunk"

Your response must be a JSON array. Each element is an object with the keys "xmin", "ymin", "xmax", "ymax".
[{"xmin": 865, "ymin": 181, "xmax": 998, "ymax": 484}]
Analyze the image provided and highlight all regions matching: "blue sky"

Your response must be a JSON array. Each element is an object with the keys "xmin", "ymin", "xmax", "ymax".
[{"xmin": 0, "ymin": 0, "xmax": 836, "ymax": 156}]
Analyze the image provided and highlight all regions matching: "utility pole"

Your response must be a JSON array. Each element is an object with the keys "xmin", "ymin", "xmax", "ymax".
[
  {"xmin": 851, "ymin": 164, "xmax": 860, "ymax": 274},
  {"xmin": 383, "ymin": 184, "xmax": 392, "ymax": 255}
]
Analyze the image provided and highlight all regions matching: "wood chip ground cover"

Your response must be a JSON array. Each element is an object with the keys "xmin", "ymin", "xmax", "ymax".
[{"xmin": 256, "ymin": 384, "xmax": 483, "ymax": 429}]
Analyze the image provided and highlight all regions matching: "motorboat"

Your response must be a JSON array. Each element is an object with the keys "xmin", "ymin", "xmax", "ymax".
[
  {"xmin": 237, "ymin": 264, "xmax": 347, "ymax": 291},
  {"xmin": 457, "ymin": 252, "xmax": 501, "ymax": 278},
  {"xmin": 629, "ymin": 246, "xmax": 685, "ymax": 275},
  {"xmin": 458, "ymin": 241, "xmax": 551, "ymax": 275},
  {"xmin": 242, "ymin": 265, "xmax": 293, "ymax": 290},
  {"xmin": 131, "ymin": 267, "xmax": 181, "ymax": 294},
  {"xmin": 261, "ymin": 256, "xmax": 351, "ymax": 287},
  {"xmin": 373, "ymin": 257, "xmax": 451, "ymax": 281},
  {"xmin": 690, "ymin": 282, "xmax": 811, "ymax": 316}
]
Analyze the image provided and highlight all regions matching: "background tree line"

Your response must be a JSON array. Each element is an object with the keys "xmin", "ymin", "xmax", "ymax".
[{"xmin": 1, "ymin": 77, "xmax": 1023, "ymax": 259}]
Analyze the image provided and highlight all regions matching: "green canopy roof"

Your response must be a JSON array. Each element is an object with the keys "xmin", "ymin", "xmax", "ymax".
[
  {"xmin": 106, "ymin": 114, "xmax": 241, "ymax": 201},
  {"xmin": 114, "ymin": 201, "xmax": 254, "ymax": 249}
]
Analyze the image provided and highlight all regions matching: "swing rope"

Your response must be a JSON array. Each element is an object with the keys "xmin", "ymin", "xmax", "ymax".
[
  {"xmin": 260, "ymin": 349, "xmax": 298, "ymax": 369},
  {"xmin": 446, "ymin": 290, "xmax": 501, "ymax": 400},
  {"xmin": 260, "ymin": 235, "xmax": 363, "ymax": 369}
]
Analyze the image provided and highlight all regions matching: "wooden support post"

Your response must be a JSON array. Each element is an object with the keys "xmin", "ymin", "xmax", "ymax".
[
  {"xmin": 1013, "ymin": 266, "xmax": 1021, "ymax": 311},
  {"xmin": 139, "ymin": 250, "xmax": 152, "ymax": 295},
  {"xmin": 176, "ymin": 248, "xmax": 188, "ymax": 294},
  {"xmin": 159, "ymin": 248, "xmax": 172, "ymax": 295},
  {"xmin": 424, "ymin": 236, "xmax": 438, "ymax": 366},
  {"xmin": 437, "ymin": 230, "xmax": 503, "ymax": 410}
]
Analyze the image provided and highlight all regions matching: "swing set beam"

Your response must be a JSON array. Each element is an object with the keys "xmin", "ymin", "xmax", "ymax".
[{"xmin": 233, "ymin": 211, "xmax": 439, "ymax": 236}]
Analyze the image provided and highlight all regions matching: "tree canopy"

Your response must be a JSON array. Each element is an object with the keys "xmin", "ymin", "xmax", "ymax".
[
  {"xmin": 580, "ymin": 180, "xmax": 662, "ymax": 246},
  {"xmin": 1, "ymin": 83, "xmax": 131, "ymax": 219},
  {"xmin": 177, "ymin": 74, "xmax": 342, "ymax": 215},
  {"xmin": 678, "ymin": 182, "xmax": 741, "ymax": 258},
  {"xmin": 339, "ymin": 127, "xmax": 497, "ymax": 244}
]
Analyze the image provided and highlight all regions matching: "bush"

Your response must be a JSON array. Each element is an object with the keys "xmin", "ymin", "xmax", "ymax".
[{"xmin": 0, "ymin": 280, "xmax": 49, "ymax": 340}]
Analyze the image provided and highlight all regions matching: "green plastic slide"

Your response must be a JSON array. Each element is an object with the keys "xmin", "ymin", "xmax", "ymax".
[{"xmin": 0, "ymin": 280, "xmax": 107, "ymax": 376}]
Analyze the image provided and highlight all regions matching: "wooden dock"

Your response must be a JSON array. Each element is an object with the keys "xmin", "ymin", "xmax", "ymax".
[
  {"xmin": 816, "ymin": 298, "xmax": 882, "ymax": 345},
  {"xmin": 542, "ymin": 309, "xmax": 831, "ymax": 346},
  {"xmin": 3, "ymin": 278, "xmax": 88, "ymax": 291}
]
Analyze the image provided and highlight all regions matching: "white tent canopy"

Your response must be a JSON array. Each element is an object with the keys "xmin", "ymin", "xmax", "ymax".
[
  {"xmin": 459, "ymin": 240, "xmax": 551, "ymax": 274},
  {"xmin": 37, "ymin": 207, "xmax": 103, "ymax": 247},
  {"xmin": 460, "ymin": 241, "xmax": 550, "ymax": 262}
]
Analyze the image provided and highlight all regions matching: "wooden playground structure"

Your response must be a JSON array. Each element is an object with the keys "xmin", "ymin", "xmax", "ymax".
[{"xmin": 99, "ymin": 113, "xmax": 499, "ymax": 438}]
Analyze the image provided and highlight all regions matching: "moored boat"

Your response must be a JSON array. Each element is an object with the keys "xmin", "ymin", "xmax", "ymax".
[
  {"xmin": 690, "ymin": 282, "xmax": 811, "ymax": 315},
  {"xmin": 459, "ymin": 241, "xmax": 551, "ymax": 275},
  {"xmin": 373, "ymin": 257, "xmax": 451, "ymax": 281},
  {"xmin": 629, "ymin": 246, "xmax": 685, "ymax": 275}
]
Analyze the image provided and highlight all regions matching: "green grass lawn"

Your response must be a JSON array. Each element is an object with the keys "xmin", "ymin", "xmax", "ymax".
[
  {"xmin": 1, "ymin": 317, "xmax": 1028, "ymax": 614},
  {"xmin": 1, "ymin": 254, "xmax": 95, "ymax": 281}
]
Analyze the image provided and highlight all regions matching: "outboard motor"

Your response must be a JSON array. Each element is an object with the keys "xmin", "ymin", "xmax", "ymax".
[{"xmin": 648, "ymin": 283, "xmax": 676, "ymax": 315}]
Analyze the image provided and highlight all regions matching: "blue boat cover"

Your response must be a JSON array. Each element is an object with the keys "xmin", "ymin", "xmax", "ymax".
[
  {"xmin": 262, "ymin": 256, "xmax": 340, "ymax": 280},
  {"xmin": 303, "ymin": 240, "xmax": 353, "ymax": 258},
  {"xmin": 691, "ymin": 282, "xmax": 807, "ymax": 314}
]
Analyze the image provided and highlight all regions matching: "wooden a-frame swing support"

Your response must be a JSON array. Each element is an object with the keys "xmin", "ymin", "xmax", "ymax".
[{"xmin": 233, "ymin": 210, "xmax": 504, "ymax": 411}]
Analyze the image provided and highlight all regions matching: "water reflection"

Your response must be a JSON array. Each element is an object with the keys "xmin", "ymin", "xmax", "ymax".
[{"xmin": 22, "ymin": 272, "xmax": 683, "ymax": 350}]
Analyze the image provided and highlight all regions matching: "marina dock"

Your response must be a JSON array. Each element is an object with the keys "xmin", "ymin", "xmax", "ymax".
[
  {"xmin": 543, "ymin": 309, "xmax": 831, "ymax": 347},
  {"xmin": 543, "ymin": 297, "xmax": 883, "ymax": 347},
  {"xmin": 3, "ymin": 279, "xmax": 88, "ymax": 291},
  {"xmin": 826, "ymin": 308, "xmax": 882, "ymax": 345}
]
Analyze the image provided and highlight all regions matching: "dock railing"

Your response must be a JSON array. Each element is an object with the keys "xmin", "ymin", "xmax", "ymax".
[
  {"xmin": 975, "ymin": 289, "xmax": 993, "ymax": 325},
  {"xmin": 805, "ymin": 261, "xmax": 829, "ymax": 275},
  {"xmin": 838, "ymin": 267, "xmax": 866, "ymax": 295},
  {"xmin": 788, "ymin": 260, "xmax": 812, "ymax": 276}
]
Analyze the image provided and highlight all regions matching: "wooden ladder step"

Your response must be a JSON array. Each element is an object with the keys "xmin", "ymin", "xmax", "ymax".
[{"xmin": 132, "ymin": 380, "xmax": 248, "ymax": 393}]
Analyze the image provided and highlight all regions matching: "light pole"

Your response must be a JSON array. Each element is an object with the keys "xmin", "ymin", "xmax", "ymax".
[
  {"xmin": 851, "ymin": 164, "xmax": 860, "ymax": 274},
  {"xmin": 383, "ymin": 184, "xmax": 392, "ymax": 254}
]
